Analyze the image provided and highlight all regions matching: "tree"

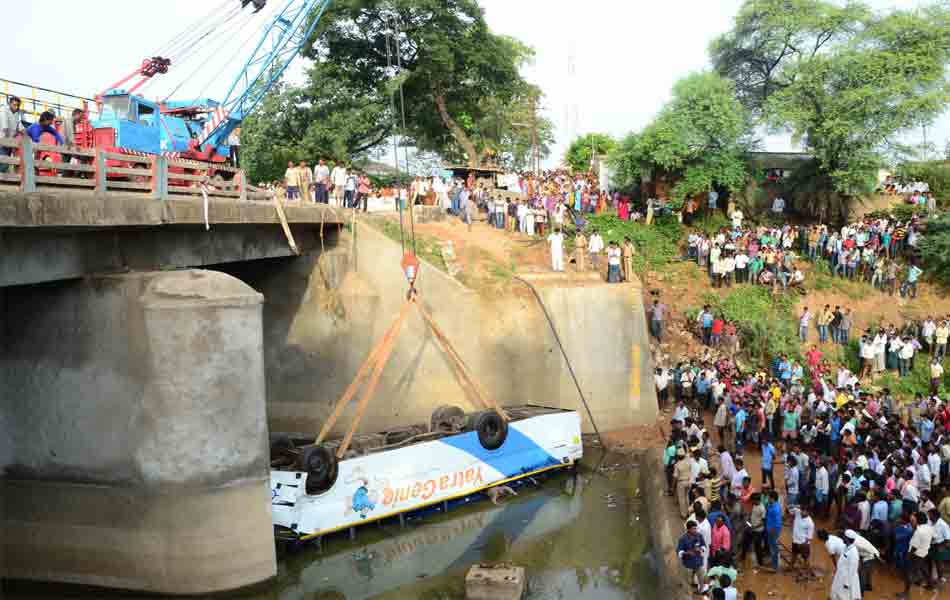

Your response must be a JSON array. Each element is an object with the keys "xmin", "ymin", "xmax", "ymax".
[
  {"xmin": 710, "ymin": 0, "xmax": 869, "ymax": 117},
  {"xmin": 918, "ymin": 214, "xmax": 950, "ymax": 286},
  {"xmin": 608, "ymin": 72, "xmax": 755, "ymax": 205},
  {"xmin": 306, "ymin": 0, "xmax": 538, "ymax": 167},
  {"xmin": 713, "ymin": 0, "xmax": 950, "ymax": 200},
  {"xmin": 241, "ymin": 63, "xmax": 393, "ymax": 183},
  {"xmin": 564, "ymin": 133, "xmax": 616, "ymax": 173}
]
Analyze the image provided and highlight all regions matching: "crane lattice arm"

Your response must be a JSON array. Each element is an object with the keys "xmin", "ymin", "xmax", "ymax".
[{"xmin": 197, "ymin": 0, "xmax": 332, "ymax": 149}]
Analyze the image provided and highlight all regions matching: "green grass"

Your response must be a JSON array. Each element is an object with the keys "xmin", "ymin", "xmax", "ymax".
[
  {"xmin": 809, "ymin": 260, "xmax": 869, "ymax": 300},
  {"xmin": 370, "ymin": 217, "xmax": 448, "ymax": 273},
  {"xmin": 697, "ymin": 286, "xmax": 802, "ymax": 364},
  {"xmin": 572, "ymin": 213, "xmax": 683, "ymax": 275}
]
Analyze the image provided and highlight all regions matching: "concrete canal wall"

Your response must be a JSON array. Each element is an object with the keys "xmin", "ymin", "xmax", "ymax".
[
  {"xmin": 640, "ymin": 448, "xmax": 692, "ymax": 599},
  {"xmin": 228, "ymin": 221, "xmax": 658, "ymax": 438}
]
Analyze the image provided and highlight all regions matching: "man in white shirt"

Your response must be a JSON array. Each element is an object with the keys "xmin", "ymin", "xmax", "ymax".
[
  {"xmin": 547, "ymin": 229, "xmax": 564, "ymax": 272},
  {"xmin": 789, "ymin": 507, "xmax": 815, "ymax": 577},
  {"xmin": 730, "ymin": 208, "xmax": 744, "ymax": 229},
  {"xmin": 903, "ymin": 512, "xmax": 934, "ymax": 596},
  {"xmin": 771, "ymin": 196, "xmax": 785, "ymax": 214},
  {"xmin": 330, "ymin": 163, "xmax": 348, "ymax": 207},
  {"xmin": 588, "ymin": 232, "xmax": 604, "ymax": 270},
  {"xmin": 313, "ymin": 159, "xmax": 330, "ymax": 203}
]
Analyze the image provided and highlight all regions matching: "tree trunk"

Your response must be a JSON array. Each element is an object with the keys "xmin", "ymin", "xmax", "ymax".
[{"xmin": 434, "ymin": 92, "xmax": 479, "ymax": 168}]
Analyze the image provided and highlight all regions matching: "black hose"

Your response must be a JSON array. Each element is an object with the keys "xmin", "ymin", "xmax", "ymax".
[{"xmin": 513, "ymin": 276, "xmax": 605, "ymax": 448}]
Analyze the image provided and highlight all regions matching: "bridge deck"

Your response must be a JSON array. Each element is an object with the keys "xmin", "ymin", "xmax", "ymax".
[{"xmin": 0, "ymin": 189, "xmax": 344, "ymax": 228}]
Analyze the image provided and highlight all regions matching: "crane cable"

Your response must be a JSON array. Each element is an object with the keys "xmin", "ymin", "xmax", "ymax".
[
  {"xmin": 150, "ymin": 0, "xmax": 234, "ymax": 58},
  {"xmin": 160, "ymin": 9, "xmax": 258, "ymax": 102},
  {"xmin": 193, "ymin": 2, "xmax": 279, "ymax": 104}
]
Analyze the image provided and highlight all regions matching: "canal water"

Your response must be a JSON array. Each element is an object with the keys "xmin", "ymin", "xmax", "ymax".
[{"xmin": 5, "ymin": 452, "xmax": 658, "ymax": 599}]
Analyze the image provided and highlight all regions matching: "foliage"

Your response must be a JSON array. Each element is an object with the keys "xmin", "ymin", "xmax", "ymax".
[
  {"xmin": 894, "ymin": 161, "xmax": 950, "ymax": 208},
  {"xmin": 714, "ymin": 0, "xmax": 950, "ymax": 199},
  {"xmin": 864, "ymin": 204, "xmax": 926, "ymax": 223},
  {"xmin": 564, "ymin": 133, "xmax": 616, "ymax": 174},
  {"xmin": 700, "ymin": 287, "xmax": 801, "ymax": 364},
  {"xmin": 306, "ymin": 0, "xmax": 544, "ymax": 168},
  {"xmin": 578, "ymin": 213, "xmax": 683, "ymax": 273},
  {"xmin": 877, "ymin": 357, "xmax": 950, "ymax": 401},
  {"xmin": 692, "ymin": 213, "xmax": 732, "ymax": 236},
  {"xmin": 710, "ymin": 0, "xmax": 870, "ymax": 116},
  {"xmin": 607, "ymin": 72, "xmax": 755, "ymax": 203},
  {"xmin": 918, "ymin": 214, "xmax": 950, "ymax": 286}
]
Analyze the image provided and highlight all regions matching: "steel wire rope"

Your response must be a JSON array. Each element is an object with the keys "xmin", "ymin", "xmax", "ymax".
[
  {"xmin": 393, "ymin": 21, "xmax": 416, "ymax": 255},
  {"xmin": 512, "ymin": 275, "xmax": 606, "ymax": 449},
  {"xmin": 165, "ymin": 5, "xmax": 244, "ymax": 68},
  {"xmin": 160, "ymin": 9, "xmax": 258, "ymax": 102},
  {"xmin": 146, "ymin": 7, "xmax": 246, "ymax": 98},
  {"xmin": 385, "ymin": 29, "xmax": 405, "ymax": 254},
  {"xmin": 192, "ymin": 2, "xmax": 280, "ymax": 103},
  {"xmin": 151, "ymin": 0, "xmax": 233, "ymax": 58}
]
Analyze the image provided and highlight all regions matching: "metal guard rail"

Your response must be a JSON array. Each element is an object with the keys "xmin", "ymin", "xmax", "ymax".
[{"xmin": 0, "ymin": 136, "xmax": 271, "ymax": 202}]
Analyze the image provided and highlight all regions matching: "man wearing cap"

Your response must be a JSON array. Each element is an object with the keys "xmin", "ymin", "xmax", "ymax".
[
  {"xmin": 830, "ymin": 530, "xmax": 861, "ymax": 600},
  {"xmin": 674, "ymin": 448, "xmax": 694, "ymax": 518}
]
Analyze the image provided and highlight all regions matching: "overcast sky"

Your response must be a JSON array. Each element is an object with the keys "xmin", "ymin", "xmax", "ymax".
[{"xmin": 6, "ymin": 0, "xmax": 948, "ymax": 165}]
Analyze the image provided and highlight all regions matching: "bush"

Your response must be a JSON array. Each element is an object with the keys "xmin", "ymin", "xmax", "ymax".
[
  {"xmin": 580, "ymin": 213, "xmax": 683, "ymax": 273},
  {"xmin": 692, "ymin": 212, "xmax": 731, "ymax": 236},
  {"xmin": 865, "ymin": 204, "xmax": 924, "ymax": 223},
  {"xmin": 917, "ymin": 214, "xmax": 950, "ymax": 286},
  {"xmin": 699, "ymin": 287, "xmax": 801, "ymax": 365}
]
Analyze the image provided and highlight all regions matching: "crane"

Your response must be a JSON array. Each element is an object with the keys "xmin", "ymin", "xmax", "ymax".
[{"xmin": 89, "ymin": 0, "xmax": 331, "ymax": 164}]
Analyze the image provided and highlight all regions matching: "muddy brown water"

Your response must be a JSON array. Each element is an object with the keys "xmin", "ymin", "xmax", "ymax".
[{"xmin": 4, "ymin": 453, "xmax": 658, "ymax": 599}]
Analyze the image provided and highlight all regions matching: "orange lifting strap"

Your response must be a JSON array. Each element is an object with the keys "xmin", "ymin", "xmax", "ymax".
[{"xmin": 315, "ymin": 291, "xmax": 508, "ymax": 459}]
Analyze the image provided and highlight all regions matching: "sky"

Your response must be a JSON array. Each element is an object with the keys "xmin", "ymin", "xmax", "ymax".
[{"xmin": 5, "ymin": 0, "xmax": 948, "ymax": 166}]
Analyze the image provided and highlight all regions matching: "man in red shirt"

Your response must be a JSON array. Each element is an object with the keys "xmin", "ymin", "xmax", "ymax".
[
  {"xmin": 711, "ymin": 317, "xmax": 725, "ymax": 347},
  {"xmin": 805, "ymin": 345, "xmax": 823, "ymax": 370}
]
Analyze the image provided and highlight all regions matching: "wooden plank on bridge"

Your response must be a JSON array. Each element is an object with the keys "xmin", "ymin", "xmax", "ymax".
[
  {"xmin": 102, "ymin": 152, "xmax": 151, "ymax": 164},
  {"xmin": 42, "ymin": 161, "xmax": 96, "ymax": 173},
  {"xmin": 106, "ymin": 181, "xmax": 151, "ymax": 191},
  {"xmin": 35, "ymin": 175, "xmax": 96, "ymax": 187},
  {"xmin": 107, "ymin": 166, "xmax": 151, "ymax": 177},
  {"xmin": 0, "ymin": 155, "xmax": 19, "ymax": 165},
  {"xmin": 34, "ymin": 143, "xmax": 96, "ymax": 157}
]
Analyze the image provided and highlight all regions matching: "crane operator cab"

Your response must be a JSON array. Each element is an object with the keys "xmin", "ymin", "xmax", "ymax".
[{"xmin": 94, "ymin": 90, "xmax": 166, "ymax": 155}]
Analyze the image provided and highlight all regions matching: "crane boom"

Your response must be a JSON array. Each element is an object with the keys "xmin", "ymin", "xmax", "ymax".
[{"xmin": 197, "ymin": 0, "xmax": 331, "ymax": 150}]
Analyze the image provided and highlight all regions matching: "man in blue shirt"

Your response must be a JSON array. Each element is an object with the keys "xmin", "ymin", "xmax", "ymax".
[
  {"xmin": 677, "ymin": 520, "xmax": 707, "ymax": 593},
  {"xmin": 735, "ymin": 405, "xmax": 747, "ymax": 452},
  {"xmin": 25, "ymin": 111, "xmax": 64, "ymax": 145},
  {"xmin": 765, "ymin": 491, "xmax": 783, "ymax": 572},
  {"xmin": 761, "ymin": 437, "xmax": 776, "ymax": 489}
]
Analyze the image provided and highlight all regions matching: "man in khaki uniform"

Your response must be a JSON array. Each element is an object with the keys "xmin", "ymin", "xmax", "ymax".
[
  {"xmin": 296, "ymin": 161, "xmax": 312, "ymax": 202},
  {"xmin": 574, "ymin": 231, "xmax": 587, "ymax": 272},
  {"xmin": 622, "ymin": 237, "xmax": 636, "ymax": 282},
  {"xmin": 674, "ymin": 448, "xmax": 694, "ymax": 518}
]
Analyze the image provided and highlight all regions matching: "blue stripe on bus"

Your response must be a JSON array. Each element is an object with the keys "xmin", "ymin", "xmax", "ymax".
[{"xmin": 438, "ymin": 424, "xmax": 561, "ymax": 478}]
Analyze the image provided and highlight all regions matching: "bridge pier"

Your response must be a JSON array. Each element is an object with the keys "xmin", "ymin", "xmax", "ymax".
[{"xmin": 1, "ymin": 269, "xmax": 275, "ymax": 594}]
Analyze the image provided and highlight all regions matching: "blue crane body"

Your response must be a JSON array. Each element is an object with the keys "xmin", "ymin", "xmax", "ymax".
[{"xmin": 90, "ymin": 0, "xmax": 331, "ymax": 163}]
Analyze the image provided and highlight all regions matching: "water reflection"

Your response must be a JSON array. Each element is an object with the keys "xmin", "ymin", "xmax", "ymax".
[{"xmin": 3, "ymin": 454, "xmax": 657, "ymax": 600}]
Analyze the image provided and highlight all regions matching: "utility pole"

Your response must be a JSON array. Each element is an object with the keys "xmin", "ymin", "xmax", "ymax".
[{"xmin": 530, "ymin": 94, "xmax": 539, "ymax": 175}]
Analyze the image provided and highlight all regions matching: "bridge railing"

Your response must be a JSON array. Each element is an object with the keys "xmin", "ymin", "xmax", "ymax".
[{"xmin": 0, "ymin": 136, "xmax": 272, "ymax": 202}]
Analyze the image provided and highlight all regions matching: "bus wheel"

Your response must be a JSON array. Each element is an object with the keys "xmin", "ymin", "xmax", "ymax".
[
  {"xmin": 473, "ymin": 411, "xmax": 508, "ymax": 450},
  {"xmin": 298, "ymin": 445, "xmax": 338, "ymax": 494}
]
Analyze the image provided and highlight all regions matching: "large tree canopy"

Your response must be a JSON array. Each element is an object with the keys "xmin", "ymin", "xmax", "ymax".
[
  {"xmin": 608, "ymin": 72, "xmax": 755, "ymax": 204},
  {"xmin": 305, "ymin": 0, "xmax": 547, "ymax": 167},
  {"xmin": 563, "ymin": 133, "xmax": 616, "ymax": 173},
  {"xmin": 713, "ymin": 0, "xmax": 950, "ymax": 199}
]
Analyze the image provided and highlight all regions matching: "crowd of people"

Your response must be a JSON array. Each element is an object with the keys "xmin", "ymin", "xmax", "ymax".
[
  {"xmin": 282, "ymin": 159, "xmax": 374, "ymax": 209},
  {"xmin": 663, "ymin": 346, "xmax": 950, "ymax": 599}
]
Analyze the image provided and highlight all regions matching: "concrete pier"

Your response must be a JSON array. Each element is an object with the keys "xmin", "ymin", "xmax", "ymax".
[{"xmin": 1, "ymin": 270, "xmax": 274, "ymax": 594}]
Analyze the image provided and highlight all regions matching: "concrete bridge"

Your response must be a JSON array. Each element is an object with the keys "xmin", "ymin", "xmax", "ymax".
[{"xmin": 0, "ymin": 185, "xmax": 657, "ymax": 594}]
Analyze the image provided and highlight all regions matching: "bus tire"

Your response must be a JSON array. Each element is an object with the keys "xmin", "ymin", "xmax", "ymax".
[
  {"xmin": 299, "ymin": 445, "xmax": 338, "ymax": 494},
  {"xmin": 473, "ymin": 411, "xmax": 508, "ymax": 451},
  {"xmin": 430, "ymin": 404, "xmax": 465, "ymax": 432},
  {"xmin": 270, "ymin": 434, "xmax": 295, "ymax": 461}
]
